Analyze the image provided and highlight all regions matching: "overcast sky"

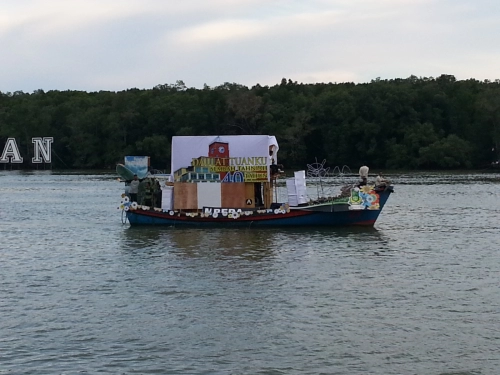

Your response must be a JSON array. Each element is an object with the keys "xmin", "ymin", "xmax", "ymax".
[{"xmin": 1, "ymin": 0, "xmax": 499, "ymax": 92}]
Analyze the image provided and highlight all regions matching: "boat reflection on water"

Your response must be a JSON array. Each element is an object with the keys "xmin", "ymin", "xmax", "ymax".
[
  {"xmin": 121, "ymin": 227, "xmax": 276, "ymax": 260},
  {"xmin": 119, "ymin": 225, "xmax": 391, "ymax": 259}
]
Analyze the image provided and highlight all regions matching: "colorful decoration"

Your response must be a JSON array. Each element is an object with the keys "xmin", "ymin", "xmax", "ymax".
[
  {"xmin": 124, "ymin": 156, "xmax": 150, "ymax": 179},
  {"xmin": 349, "ymin": 186, "xmax": 380, "ymax": 210},
  {"xmin": 119, "ymin": 195, "xmax": 293, "ymax": 219},
  {"xmin": 173, "ymin": 136, "xmax": 273, "ymax": 183},
  {"xmin": 118, "ymin": 195, "xmax": 139, "ymax": 212}
]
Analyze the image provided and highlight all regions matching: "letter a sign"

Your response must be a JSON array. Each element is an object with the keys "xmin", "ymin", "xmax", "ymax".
[{"xmin": 0, "ymin": 138, "xmax": 23, "ymax": 163}]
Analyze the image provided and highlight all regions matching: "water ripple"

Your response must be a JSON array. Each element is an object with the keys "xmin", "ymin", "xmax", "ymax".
[{"xmin": 1, "ymin": 172, "xmax": 500, "ymax": 374}]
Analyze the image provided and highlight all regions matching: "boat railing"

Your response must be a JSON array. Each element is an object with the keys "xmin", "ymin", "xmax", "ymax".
[{"xmin": 273, "ymin": 173, "xmax": 359, "ymax": 205}]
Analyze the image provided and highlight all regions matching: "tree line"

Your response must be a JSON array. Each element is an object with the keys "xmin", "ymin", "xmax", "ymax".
[{"xmin": 1, "ymin": 75, "xmax": 499, "ymax": 171}]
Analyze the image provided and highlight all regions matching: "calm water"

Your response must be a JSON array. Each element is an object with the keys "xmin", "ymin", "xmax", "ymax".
[{"xmin": 1, "ymin": 171, "xmax": 499, "ymax": 375}]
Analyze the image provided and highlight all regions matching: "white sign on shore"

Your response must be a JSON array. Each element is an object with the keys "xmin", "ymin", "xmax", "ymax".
[{"xmin": 0, "ymin": 137, "xmax": 53, "ymax": 163}]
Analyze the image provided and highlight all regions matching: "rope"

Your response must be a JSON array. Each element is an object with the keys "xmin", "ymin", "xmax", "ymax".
[{"xmin": 121, "ymin": 209, "xmax": 128, "ymax": 225}]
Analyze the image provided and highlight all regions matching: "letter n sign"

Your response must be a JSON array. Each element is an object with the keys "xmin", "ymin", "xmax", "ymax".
[{"xmin": 32, "ymin": 137, "xmax": 53, "ymax": 163}]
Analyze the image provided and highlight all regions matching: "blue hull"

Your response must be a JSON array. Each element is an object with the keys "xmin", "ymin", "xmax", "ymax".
[{"xmin": 125, "ymin": 187, "xmax": 393, "ymax": 228}]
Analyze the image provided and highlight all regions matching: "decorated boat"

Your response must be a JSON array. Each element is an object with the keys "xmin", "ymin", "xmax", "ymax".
[{"xmin": 117, "ymin": 135, "xmax": 393, "ymax": 227}]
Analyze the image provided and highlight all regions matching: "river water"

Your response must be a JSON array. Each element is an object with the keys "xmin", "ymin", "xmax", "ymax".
[{"xmin": 1, "ymin": 171, "xmax": 499, "ymax": 375}]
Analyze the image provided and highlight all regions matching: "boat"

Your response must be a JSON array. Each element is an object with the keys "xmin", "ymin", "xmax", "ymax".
[{"xmin": 117, "ymin": 135, "xmax": 393, "ymax": 227}]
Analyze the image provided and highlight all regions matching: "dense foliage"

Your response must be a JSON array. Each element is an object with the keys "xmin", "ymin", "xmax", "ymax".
[{"xmin": 1, "ymin": 75, "xmax": 500, "ymax": 171}]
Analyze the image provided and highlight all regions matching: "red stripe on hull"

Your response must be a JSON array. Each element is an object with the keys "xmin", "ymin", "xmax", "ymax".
[
  {"xmin": 351, "ymin": 219, "xmax": 376, "ymax": 226},
  {"xmin": 129, "ymin": 208, "xmax": 313, "ymax": 223}
]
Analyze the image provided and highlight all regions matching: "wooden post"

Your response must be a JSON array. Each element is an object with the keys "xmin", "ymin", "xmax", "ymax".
[{"xmin": 263, "ymin": 182, "xmax": 272, "ymax": 208}]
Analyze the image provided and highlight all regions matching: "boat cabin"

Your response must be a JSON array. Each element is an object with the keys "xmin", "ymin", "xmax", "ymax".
[{"xmin": 167, "ymin": 135, "xmax": 280, "ymax": 211}]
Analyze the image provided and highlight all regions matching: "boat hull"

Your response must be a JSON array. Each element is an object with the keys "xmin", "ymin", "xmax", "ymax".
[{"xmin": 125, "ymin": 187, "xmax": 393, "ymax": 227}]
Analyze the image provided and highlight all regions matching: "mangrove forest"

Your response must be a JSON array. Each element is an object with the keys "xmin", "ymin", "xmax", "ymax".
[{"xmin": 1, "ymin": 74, "xmax": 499, "ymax": 171}]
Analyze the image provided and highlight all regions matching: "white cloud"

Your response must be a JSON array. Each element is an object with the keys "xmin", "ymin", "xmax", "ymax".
[{"xmin": 173, "ymin": 20, "xmax": 264, "ymax": 45}]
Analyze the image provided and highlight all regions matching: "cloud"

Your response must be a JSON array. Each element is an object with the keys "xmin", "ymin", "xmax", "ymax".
[
  {"xmin": 1, "ymin": 1, "xmax": 140, "ymax": 38},
  {"xmin": 173, "ymin": 20, "xmax": 264, "ymax": 45},
  {"xmin": 1, "ymin": 0, "xmax": 499, "ymax": 92}
]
